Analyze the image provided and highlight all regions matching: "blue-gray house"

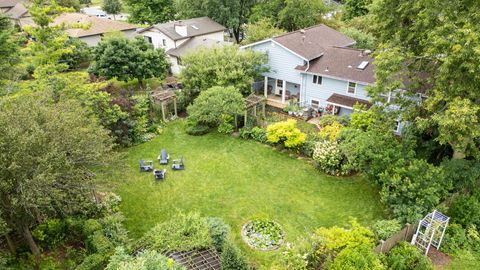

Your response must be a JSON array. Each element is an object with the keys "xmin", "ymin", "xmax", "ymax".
[{"xmin": 241, "ymin": 24, "xmax": 375, "ymax": 116}]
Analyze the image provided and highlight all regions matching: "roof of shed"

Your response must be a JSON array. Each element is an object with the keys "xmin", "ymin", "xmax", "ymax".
[{"xmin": 326, "ymin": 93, "xmax": 371, "ymax": 109}]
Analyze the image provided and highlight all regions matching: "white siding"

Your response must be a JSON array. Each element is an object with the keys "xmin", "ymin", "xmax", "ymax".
[
  {"xmin": 304, "ymin": 74, "xmax": 370, "ymax": 108},
  {"xmin": 142, "ymin": 29, "xmax": 176, "ymax": 50},
  {"xmin": 79, "ymin": 29, "xmax": 137, "ymax": 47}
]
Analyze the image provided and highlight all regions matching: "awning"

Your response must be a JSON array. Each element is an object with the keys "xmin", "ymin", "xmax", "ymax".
[{"xmin": 326, "ymin": 93, "xmax": 371, "ymax": 110}]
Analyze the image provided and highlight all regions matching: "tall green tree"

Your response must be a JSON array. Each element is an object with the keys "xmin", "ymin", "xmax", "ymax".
[
  {"xmin": 0, "ymin": 14, "xmax": 20, "ymax": 83},
  {"xmin": 89, "ymin": 35, "xmax": 170, "ymax": 87},
  {"xmin": 102, "ymin": 0, "xmax": 122, "ymax": 20},
  {"xmin": 278, "ymin": 0, "xmax": 327, "ymax": 31},
  {"xmin": 179, "ymin": 45, "xmax": 267, "ymax": 102},
  {"xmin": 249, "ymin": 0, "xmax": 285, "ymax": 26},
  {"xmin": 125, "ymin": 0, "xmax": 174, "ymax": 24},
  {"xmin": 0, "ymin": 92, "xmax": 113, "ymax": 258},
  {"xmin": 243, "ymin": 18, "xmax": 286, "ymax": 44},
  {"xmin": 369, "ymin": 0, "xmax": 480, "ymax": 160},
  {"xmin": 175, "ymin": 0, "xmax": 256, "ymax": 43},
  {"xmin": 343, "ymin": 0, "xmax": 372, "ymax": 21}
]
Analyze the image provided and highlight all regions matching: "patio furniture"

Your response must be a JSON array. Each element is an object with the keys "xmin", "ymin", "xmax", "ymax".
[
  {"xmin": 172, "ymin": 157, "xmax": 185, "ymax": 171},
  {"xmin": 158, "ymin": 148, "xmax": 169, "ymax": 165},
  {"xmin": 153, "ymin": 169, "xmax": 167, "ymax": 180},
  {"xmin": 140, "ymin": 159, "xmax": 154, "ymax": 172}
]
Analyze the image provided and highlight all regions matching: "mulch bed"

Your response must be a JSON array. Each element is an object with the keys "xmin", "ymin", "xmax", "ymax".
[{"xmin": 428, "ymin": 247, "xmax": 451, "ymax": 268}]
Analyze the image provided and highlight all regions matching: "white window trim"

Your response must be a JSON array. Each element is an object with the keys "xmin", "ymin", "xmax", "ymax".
[
  {"xmin": 347, "ymin": 81, "xmax": 357, "ymax": 95},
  {"xmin": 313, "ymin": 75, "xmax": 322, "ymax": 85},
  {"xmin": 393, "ymin": 121, "xmax": 401, "ymax": 133},
  {"xmin": 310, "ymin": 99, "xmax": 320, "ymax": 107}
]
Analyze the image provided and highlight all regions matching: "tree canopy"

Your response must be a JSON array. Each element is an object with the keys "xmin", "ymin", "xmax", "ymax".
[
  {"xmin": 180, "ymin": 45, "xmax": 267, "ymax": 102},
  {"xmin": 89, "ymin": 35, "xmax": 170, "ymax": 87},
  {"xmin": 102, "ymin": 0, "xmax": 122, "ymax": 20},
  {"xmin": 124, "ymin": 0, "xmax": 174, "ymax": 24},
  {"xmin": 243, "ymin": 18, "xmax": 286, "ymax": 45},
  {"xmin": 0, "ymin": 92, "xmax": 113, "ymax": 257}
]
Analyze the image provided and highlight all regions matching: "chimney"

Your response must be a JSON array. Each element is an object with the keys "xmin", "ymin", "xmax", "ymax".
[
  {"xmin": 174, "ymin": 21, "xmax": 188, "ymax": 37},
  {"xmin": 325, "ymin": 66, "xmax": 329, "ymax": 72},
  {"xmin": 300, "ymin": 29, "xmax": 306, "ymax": 43}
]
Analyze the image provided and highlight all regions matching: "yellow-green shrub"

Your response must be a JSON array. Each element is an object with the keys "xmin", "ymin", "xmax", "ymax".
[
  {"xmin": 266, "ymin": 119, "xmax": 306, "ymax": 148},
  {"xmin": 319, "ymin": 122, "xmax": 344, "ymax": 141}
]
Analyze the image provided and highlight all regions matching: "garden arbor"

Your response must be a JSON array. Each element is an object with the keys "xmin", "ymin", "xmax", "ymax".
[
  {"xmin": 244, "ymin": 94, "xmax": 266, "ymax": 126},
  {"xmin": 152, "ymin": 90, "xmax": 177, "ymax": 122}
]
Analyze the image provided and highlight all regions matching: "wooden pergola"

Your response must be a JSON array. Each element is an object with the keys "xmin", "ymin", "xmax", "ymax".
[
  {"xmin": 151, "ymin": 90, "xmax": 177, "ymax": 122},
  {"xmin": 244, "ymin": 94, "xmax": 266, "ymax": 125}
]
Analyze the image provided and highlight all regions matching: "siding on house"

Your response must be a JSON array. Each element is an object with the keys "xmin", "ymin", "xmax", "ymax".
[
  {"xmin": 79, "ymin": 29, "xmax": 137, "ymax": 47},
  {"xmin": 251, "ymin": 41, "xmax": 305, "ymax": 85},
  {"xmin": 304, "ymin": 74, "xmax": 370, "ymax": 108}
]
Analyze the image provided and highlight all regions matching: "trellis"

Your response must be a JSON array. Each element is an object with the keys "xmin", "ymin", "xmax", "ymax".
[
  {"xmin": 151, "ymin": 90, "xmax": 177, "ymax": 122},
  {"xmin": 411, "ymin": 210, "xmax": 449, "ymax": 255},
  {"xmin": 244, "ymin": 94, "xmax": 266, "ymax": 127}
]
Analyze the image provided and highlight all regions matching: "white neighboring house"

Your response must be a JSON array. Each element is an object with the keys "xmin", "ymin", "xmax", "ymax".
[{"xmin": 139, "ymin": 17, "xmax": 228, "ymax": 75}]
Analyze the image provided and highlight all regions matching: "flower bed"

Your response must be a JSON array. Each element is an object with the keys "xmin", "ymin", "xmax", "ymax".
[{"xmin": 241, "ymin": 219, "xmax": 285, "ymax": 250}]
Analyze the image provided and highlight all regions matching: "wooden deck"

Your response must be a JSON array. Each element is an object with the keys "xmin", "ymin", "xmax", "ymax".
[{"xmin": 266, "ymin": 95, "xmax": 287, "ymax": 109}]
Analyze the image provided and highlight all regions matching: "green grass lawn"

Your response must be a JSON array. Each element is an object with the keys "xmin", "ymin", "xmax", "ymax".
[{"xmin": 97, "ymin": 121, "xmax": 385, "ymax": 268}]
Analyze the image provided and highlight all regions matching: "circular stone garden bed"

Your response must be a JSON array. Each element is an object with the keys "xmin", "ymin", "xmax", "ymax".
[{"xmin": 241, "ymin": 219, "xmax": 285, "ymax": 250}]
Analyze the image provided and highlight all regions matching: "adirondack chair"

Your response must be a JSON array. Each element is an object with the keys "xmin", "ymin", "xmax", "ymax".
[
  {"xmin": 153, "ymin": 169, "xmax": 167, "ymax": 180},
  {"xmin": 139, "ymin": 159, "xmax": 153, "ymax": 172},
  {"xmin": 158, "ymin": 149, "xmax": 169, "ymax": 165},
  {"xmin": 172, "ymin": 157, "xmax": 185, "ymax": 171}
]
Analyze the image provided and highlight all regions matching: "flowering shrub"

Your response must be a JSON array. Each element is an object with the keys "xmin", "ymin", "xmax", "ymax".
[
  {"xmin": 242, "ymin": 219, "xmax": 285, "ymax": 250},
  {"xmin": 266, "ymin": 119, "xmax": 306, "ymax": 148},
  {"xmin": 319, "ymin": 122, "xmax": 344, "ymax": 141},
  {"xmin": 312, "ymin": 140, "xmax": 350, "ymax": 176}
]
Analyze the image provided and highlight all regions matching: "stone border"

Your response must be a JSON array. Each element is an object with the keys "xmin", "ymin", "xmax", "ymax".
[{"xmin": 241, "ymin": 220, "xmax": 285, "ymax": 251}]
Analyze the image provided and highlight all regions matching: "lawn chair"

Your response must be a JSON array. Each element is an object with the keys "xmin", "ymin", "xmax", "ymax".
[
  {"xmin": 172, "ymin": 156, "xmax": 185, "ymax": 171},
  {"xmin": 153, "ymin": 169, "xmax": 167, "ymax": 180},
  {"xmin": 157, "ymin": 148, "xmax": 169, "ymax": 165},
  {"xmin": 139, "ymin": 159, "xmax": 153, "ymax": 172}
]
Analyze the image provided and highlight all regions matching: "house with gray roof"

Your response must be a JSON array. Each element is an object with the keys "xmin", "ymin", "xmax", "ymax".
[
  {"xmin": 139, "ymin": 17, "xmax": 229, "ymax": 74},
  {"xmin": 241, "ymin": 24, "xmax": 375, "ymax": 117}
]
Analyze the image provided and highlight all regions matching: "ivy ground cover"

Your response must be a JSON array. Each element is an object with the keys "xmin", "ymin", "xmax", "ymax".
[{"xmin": 96, "ymin": 121, "xmax": 384, "ymax": 267}]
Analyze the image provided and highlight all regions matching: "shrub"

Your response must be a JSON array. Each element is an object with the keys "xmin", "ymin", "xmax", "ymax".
[
  {"xmin": 318, "ymin": 115, "xmax": 349, "ymax": 127},
  {"xmin": 60, "ymin": 37, "xmax": 92, "ymax": 70},
  {"xmin": 98, "ymin": 192, "xmax": 122, "ymax": 215},
  {"xmin": 349, "ymin": 105, "xmax": 376, "ymax": 131},
  {"xmin": 218, "ymin": 114, "xmax": 235, "ymax": 134},
  {"xmin": 185, "ymin": 122, "xmax": 210, "ymax": 136},
  {"xmin": 441, "ymin": 159, "xmax": 480, "ymax": 192},
  {"xmin": 250, "ymin": 126, "xmax": 267, "ymax": 143},
  {"xmin": 221, "ymin": 241, "xmax": 249, "ymax": 270},
  {"xmin": 441, "ymin": 223, "xmax": 467, "ymax": 254},
  {"xmin": 312, "ymin": 140, "xmax": 349, "ymax": 176},
  {"xmin": 310, "ymin": 219, "xmax": 375, "ymax": 268},
  {"xmin": 99, "ymin": 212, "xmax": 130, "ymax": 247},
  {"xmin": 329, "ymin": 244, "xmax": 385, "ymax": 270},
  {"xmin": 206, "ymin": 217, "xmax": 230, "ymax": 252},
  {"xmin": 32, "ymin": 218, "xmax": 67, "ymax": 249},
  {"xmin": 379, "ymin": 159, "xmax": 447, "ymax": 223},
  {"xmin": 371, "ymin": 219, "xmax": 402, "ymax": 240},
  {"xmin": 449, "ymin": 192, "xmax": 480, "ymax": 228},
  {"xmin": 76, "ymin": 253, "xmax": 108, "ymax": 270},
  {"xmin": 137, "ymin": 212, "xmax": 212, "ymax": 253},
  {"xmin": 106, "ymin": 247, "xmax": 185, "ymax": 270},
  {"xmin": 273, "ymin": 242, "xmax": 309, "ymax": 270},
  {"xmin": 266, "ymin": 119, "xmax": 306, "ymax": 148},
  {"xmin": 385, "ymin": 241, "xmax": 433, "ymax": 270},
  {"xmin": 239, "ymin": 127, "xmax": 252, "ymax": 139},
  {"xmin": 319, "ymin": 122, "xmax": 344, "ymax": 141},
  {"xmin": 186, "ymin": 86, "xmax": 244, "ymax": 129}
]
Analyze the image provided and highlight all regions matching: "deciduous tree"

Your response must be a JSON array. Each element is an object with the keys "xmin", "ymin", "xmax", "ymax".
[
  {"xmin": 343, "ymin": 0, "xmax": 372, "ymax": 21},
  {"xmin": 243, "ymin": 19, "xmax": 286, "ymax": 45},
  {"xmin": 278, "ymin": 0, "xmax": 327, "ymax": 31},
  {"xmin": 102, "ymin": 0, "xmax": 122, "ymax": 20},
  {"xmin": 0, "ymin": 92, "xmax": 113, "ymax": 258},
  {"xmin": 125, "ymin": 0, "xmax": 174, "ymax": 24}
]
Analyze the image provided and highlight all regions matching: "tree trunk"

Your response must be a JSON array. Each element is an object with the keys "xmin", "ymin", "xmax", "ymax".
[
  {"xmin": 5, "ymin": 234, "xmax": 16, "ymax": 255},
  {"xmin": 233, "ymin": 28, "xmax": 241, "ymax": 44},
  {"xmin": 138, "ymin": 78, "xmax": 144, "ymax": 89},
  {"xmin": 22, "ymin": 224, "xmax": 40, "ymax": 258},
  {"xmin": 452, "ymin": 149, "xmax": 466, "ymax": 159}
]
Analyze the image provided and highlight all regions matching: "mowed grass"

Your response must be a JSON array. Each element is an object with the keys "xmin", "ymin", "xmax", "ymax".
[{"xmin": 97, "ymin": 121, "xmax": 385, "ymax": 267}]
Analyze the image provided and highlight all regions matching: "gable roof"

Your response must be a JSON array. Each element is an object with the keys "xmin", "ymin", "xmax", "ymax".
[
  {"xmin": 51, "ymin": 13, "xmax": 137, "ymax": 38},
  {"xmin": 297, "ymin": 46, "xmax": 375, "ymax": 84},
  {"xmin": 167, "ymin": 36, "xmax": 229, "ymax": 58},
  {"xmin": 4, "ymin": 2, "xmax": 27, "ymax": 19},
  {"xmin": 139, "ymin": 17, "xmax": 226, "ymax": 41},
  {"xmin": 272, "ymin": 24, "xmax": 355, "ymax": 60},
  {"xmin": 0, "ymin": 0, "xmax": 19, "ymax": 9}
]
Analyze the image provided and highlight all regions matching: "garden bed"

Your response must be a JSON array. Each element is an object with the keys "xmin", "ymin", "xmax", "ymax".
[{"xmin": 241, "ymin": 219, "xmax": 285, "ymax": 251}]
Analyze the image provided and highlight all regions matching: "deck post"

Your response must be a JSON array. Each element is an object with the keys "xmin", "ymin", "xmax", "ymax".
[
  {"xmin": 244, "ymin": 109, "xmax": 248, "ymax": 126},
  {"xmin": 264, "ymin": 76, "xmax": 268, "ymax": 97},
  {"xmin": 281, "ymin": 80, "xmax": 286, "ymax": 104},
  {"xmin": 262, "ymin": 102, "xmax": 266, "ymax": 117}
]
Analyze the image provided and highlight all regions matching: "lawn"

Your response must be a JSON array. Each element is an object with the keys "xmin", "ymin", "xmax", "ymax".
[{"xmin": 96, "ymin": 121, "xmax": 385, "ymax": 267}]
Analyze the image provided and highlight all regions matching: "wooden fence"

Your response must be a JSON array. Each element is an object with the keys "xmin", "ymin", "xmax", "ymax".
[{"xmin": 373, "ymin": 222, "xmax": 419, "ymax": 254}]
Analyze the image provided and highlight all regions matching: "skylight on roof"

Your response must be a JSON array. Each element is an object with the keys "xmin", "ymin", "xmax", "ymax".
[
  {"xmin": 191, "ymin": 25, "xmax": 199, "ymax": 30},
  {"xmin": 357, "ymin": 61, "xmax": 369, "ymax": 70}
]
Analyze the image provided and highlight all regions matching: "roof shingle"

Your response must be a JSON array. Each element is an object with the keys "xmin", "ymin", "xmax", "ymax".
[
  {"xmin": 273, "ymin": 24, "xmax": 355, "ymax": 60},
  {"xmin": 139, "ymin": 17, "xmax": 226, "ymax": 41}
]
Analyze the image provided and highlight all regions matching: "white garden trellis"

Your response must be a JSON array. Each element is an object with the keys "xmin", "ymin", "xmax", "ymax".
[{"xmin": 411, "ymin": 210, "xmax": 449, "ymax": 255}]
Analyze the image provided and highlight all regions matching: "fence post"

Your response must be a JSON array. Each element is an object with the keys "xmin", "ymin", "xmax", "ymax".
[
  {"xmin": 379, "ymin": 240, "xmax": 385, "ymax": 253},
  {"xmin": 404, "ymin": 223, "xmax": 411, "ymax": 241}
]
